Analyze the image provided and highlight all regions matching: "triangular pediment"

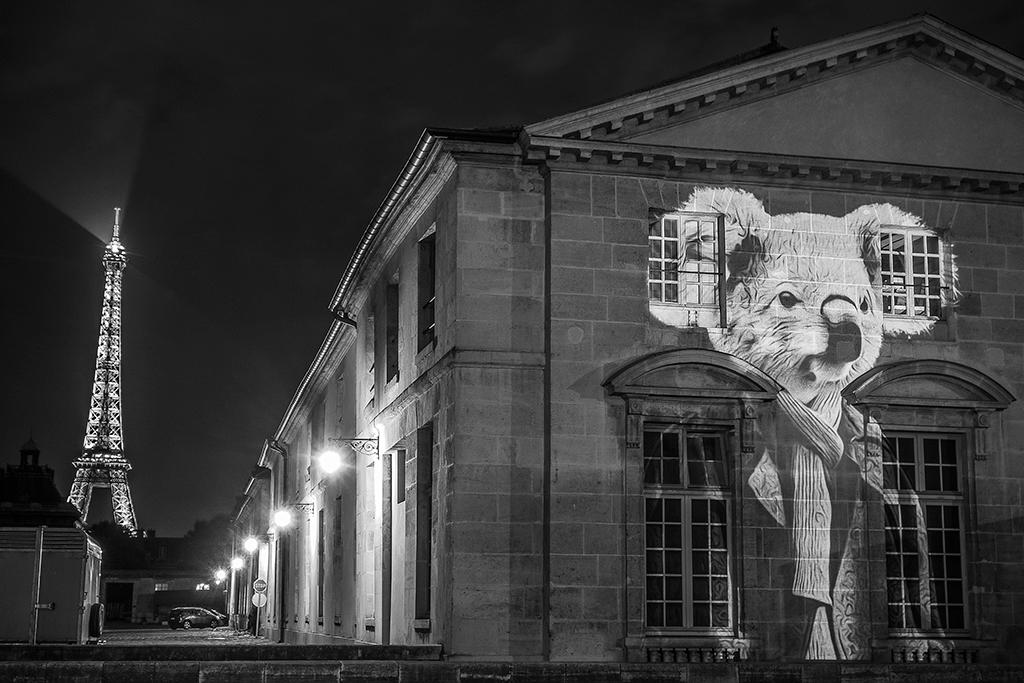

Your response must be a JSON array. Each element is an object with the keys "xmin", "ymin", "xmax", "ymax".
[
  {"xmin": 626, "ymin": 58, "xmax": 1024, "ymax": 172},
  {"xmin": 528, "ymin": 15, "xmax": 1024, "ymax": 172}
]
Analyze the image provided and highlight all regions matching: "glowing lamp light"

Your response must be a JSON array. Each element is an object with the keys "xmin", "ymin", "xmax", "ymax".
[
  {"xmin": 230, "ymin": 557, "xmax": 244, "ymax": 570},
  {"xmin": 272, "ymin": 508, "xmax": 293, "ymax": 528},
  {"xmin": 214, "ymin": 568, "xmax": 227, "ymax": 582},
  {"xmin": 317, "ymin": 450, "xmax": 343, "ymax": 474},
  {"xmin": 243, "ymin": 537, "xmax": 259, "ymax": 553}
]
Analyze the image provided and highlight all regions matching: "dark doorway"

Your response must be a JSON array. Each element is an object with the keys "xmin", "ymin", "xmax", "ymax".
[{"xmin": 105, "ymin": 582, "xmax": 134, "ymax": 622}]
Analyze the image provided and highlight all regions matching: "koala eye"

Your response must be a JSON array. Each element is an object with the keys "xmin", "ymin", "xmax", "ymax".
[
  {"xmin": 860, "ymin": 297, "xmax": 870, "ymax": 313},
  {"xmin": 778, "ymin": 291, "xmax": 800, "ymax": 308}
]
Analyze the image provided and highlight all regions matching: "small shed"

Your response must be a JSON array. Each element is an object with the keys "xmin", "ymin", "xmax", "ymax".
[
  {"xmin": 0, "ymin": 526, "xmax": 103, "ymax": 643},
  {"xmin": 0, "ymin": 439, "xmax": 103, "ymax": 643}
]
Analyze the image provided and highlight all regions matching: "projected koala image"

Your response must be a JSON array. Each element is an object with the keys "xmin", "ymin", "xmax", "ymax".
[{"xmin": 652, "ymin": 187, "xmax": 954, "ymax": 659}]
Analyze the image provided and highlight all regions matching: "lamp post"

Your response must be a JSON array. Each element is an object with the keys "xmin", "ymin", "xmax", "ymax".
[
  {"xmin": 227, "ymin": 557, "xmax": 243, "ymax": 629},
  {"xmin": 242, "ymin": 536, "xmax": 260, "ymax": 635}
]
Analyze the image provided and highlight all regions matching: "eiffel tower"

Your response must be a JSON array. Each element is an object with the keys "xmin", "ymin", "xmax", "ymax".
[{"xmin": 68, "ymin": 208, "xmax": 138, "ymax": 533}]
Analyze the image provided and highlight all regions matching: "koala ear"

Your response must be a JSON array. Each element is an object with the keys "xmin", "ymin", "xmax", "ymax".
[
  {"xmin": 860, "ymin": 225, "xmax": 881, "ymax": 284},
  {"xmin": 725, "ymin": 231, "xmax": 768, "ymax": 292},
  {"xmin": 682, "ymin": 187, "xmax": 771, "ymax": 293},
  {"xmin": 844, "ymin": 202, "xmax": 933, "ymax": 288},
  {"xmin": 681, "ymin": 186, "xmax": 770, "ymax": 255},
  {"xmin": 845, "ymin": 203, "xmax": 925, "ymax": 231}
]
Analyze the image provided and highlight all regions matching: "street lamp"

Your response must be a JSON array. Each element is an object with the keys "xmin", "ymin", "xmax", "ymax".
[
  {"xmin": 316, "ymin": 450, "xmax": 343, "ymax": 474},
  {"xmin": 214, "ymin": 568, "xmax": 227, "ymax": 582},
  {"xmin": 230, "ymin": 556, "xmax": 244, "ymax": 571},
  {"xmin": 243, "ymin": 537, "xmax": 259, "ymax": 553},
  {"xmin": 272, "ymin": 508, "xmax": 293, "ymax": 529}
]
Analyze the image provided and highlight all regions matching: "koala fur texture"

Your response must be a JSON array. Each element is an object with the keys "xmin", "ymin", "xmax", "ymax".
[{"xmin": 678, "ymin": 187, "xmax": 940, "ymax": 404}]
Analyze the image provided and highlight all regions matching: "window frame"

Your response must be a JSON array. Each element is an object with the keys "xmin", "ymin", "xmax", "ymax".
[
  {"xmin": 881, "ymin": 429, "xmax": 970, "ymax": 636},
  {"xmin": 879, "ymin": 227, "xmax": 948, "ymax": 320},
  {"xmin": 642, "ymin": 421, "xmax": 736, "ymax": 636},
  {"xmin": 417, "ymin": 228, "xmax": 437, "ymax": 352},
  {"xmin": 648, "ymin": 211, "xmax": 727, "ymax": 328}
]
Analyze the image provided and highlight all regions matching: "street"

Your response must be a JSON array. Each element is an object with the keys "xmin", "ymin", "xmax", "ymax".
[{"xmin": 101, "ymin": 626, "xmax": 268, "ymax": 645}]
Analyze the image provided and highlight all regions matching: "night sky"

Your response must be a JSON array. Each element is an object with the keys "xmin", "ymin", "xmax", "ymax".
[{"xmin": 2, "ymin": 1, "xmax": 1021, "ymax": 535}]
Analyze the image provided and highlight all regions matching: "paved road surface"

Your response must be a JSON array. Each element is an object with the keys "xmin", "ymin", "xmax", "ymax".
[{"xmin": 101, "ymin": 627, "xmax": 269, "ymax": 645}]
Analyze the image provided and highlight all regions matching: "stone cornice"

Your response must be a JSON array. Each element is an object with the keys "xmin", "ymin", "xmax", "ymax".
[
  {"xmin": 521, "ymin": 134, "xmax": 1024, "ymax": 202},
  {"xmin": 328, "ymin": 128, "xmax": 520, "ymax": 314},
  {"xmin": 528, "ymin": 15, "xmax": 1024, "ymax": 141},
  {"xmin": 342, "ymin": 152, "xmax": 457, "ymax": 317}
]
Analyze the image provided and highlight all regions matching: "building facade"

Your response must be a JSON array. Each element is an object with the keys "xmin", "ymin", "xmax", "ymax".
[{"xmin": 232, "ymin": 16, "xmax": 1024, "ymax": 663}]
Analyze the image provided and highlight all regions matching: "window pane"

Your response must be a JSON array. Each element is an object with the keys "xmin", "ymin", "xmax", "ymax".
[
  {"xmin": 664, "ymin": 498, "xmax": 681, "ymax": 523},
  {"xmin": 665, "ymin": 603, "xmax": 683, "ymax": 627},
  {"xmin": 686, "ymin": 434, "xmax": 726, "ymax": 488},
  {"xmin": 665, "ymin": 551, "xmax": 682, "ymax": 575},
  {"xmin": 692, "ymin": 498, "xmax": 707, "ymax": 523},
  {"xmin": 691, "ymin": 551, "xmax": 708, "ymax": 574},
  {"xmin": 708, "ymin": 499, "xmax": 727, "ymax": 525},
  {"xmin": 662, "ymin": 432, "xmax": 680, "ymax": 485},
  {"xmin": 643, "ymin": 431, "xmax": 663, "ymax": 485},
  {"xmin": 665, "ymin": 576, "xmax": 683, "ymax": 600},
  {"xmin": 645, "ymin": 496, "xmax": 662, "ymax": 520},
  {"xmin": 665, "ymin": 524, "xmax": 682, "ymax": 548}
]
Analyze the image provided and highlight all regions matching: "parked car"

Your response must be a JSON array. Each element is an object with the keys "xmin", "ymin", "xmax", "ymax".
[
  {"xmin": 208, "ymin": 609, "xmax": 229, "ymax": 626},
  {"xmin": 167, "ymin": 606, "xmax": 227, "ymax": 629}
]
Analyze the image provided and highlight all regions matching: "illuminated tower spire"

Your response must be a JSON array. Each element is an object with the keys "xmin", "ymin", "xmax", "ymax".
[{"xmin": 68, "ymin": 208, "xmax": 138, "ymax": 533}]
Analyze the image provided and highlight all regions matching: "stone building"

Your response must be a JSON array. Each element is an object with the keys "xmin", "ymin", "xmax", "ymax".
[{"xmin": 232, "ymin": 15, "xmax": 1024, "ymax": 664}]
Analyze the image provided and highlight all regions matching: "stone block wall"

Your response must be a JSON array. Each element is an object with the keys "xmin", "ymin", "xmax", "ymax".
[{"xmin": 543, "ymin": 166, "xmax": 1024, "ymax": 662}]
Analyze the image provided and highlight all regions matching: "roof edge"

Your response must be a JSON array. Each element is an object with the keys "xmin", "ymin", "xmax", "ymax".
[
  {"xmin": 528, "ymin": 14, "xmax": 1024, "ymax": 137},
  {"xmin": 327, "ymin": 126, "xmax": 521, "ymax": 313}
]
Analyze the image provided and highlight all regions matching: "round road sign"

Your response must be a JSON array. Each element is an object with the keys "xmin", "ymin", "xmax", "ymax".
[
  {"xmin": 251, "ymin": 593, "xmax": 268, "ymax": 608},
  {"xmin": 253, "ymin": 578, "xmax": 268, "ymax": 593}
]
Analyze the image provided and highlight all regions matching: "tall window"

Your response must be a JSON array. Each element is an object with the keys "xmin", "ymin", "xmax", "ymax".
[
  {"xmin": 880, "ymin": 230, "xmax": 943, "ymax": 318},
  {"xmin": 317, "ymin": 509, "xmax": 325, "ymax": 622},
  {"xmin": 415, "ymin": 423, "xmax": 433, "ymax": 621},
  {"xmin": 418, "ymin": 231, "xmax": 437, "ymax": 351},
  {"xmin": 312, "ymin": 398, "xmax": 325, "ymax": 456},
  {"xmin": 644, "ymin": 424, "xmax": 732, "ymax": 630},
  {"xmin": 882, "ymin": 433, "xmax": 966, "ymax": 631},
  {"xmin": 365, "ymin": 312, "xmax": 375, "ymax": 411},
  {"xmin": 649, "ymin": 214, "xmax": 720, "ymax": 307},
  {"xmin": 386, "ymin": 282, "xmax": 399, "ymax": 382}
]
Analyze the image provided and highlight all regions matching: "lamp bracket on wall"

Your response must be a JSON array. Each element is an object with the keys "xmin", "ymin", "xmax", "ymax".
[{"xmin": 328, "ymin": 437, "xmax": 379, "ymax": 456}]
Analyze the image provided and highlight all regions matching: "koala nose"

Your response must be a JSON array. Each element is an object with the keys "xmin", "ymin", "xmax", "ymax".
[
  {"xmin": 820, "ymin": 295, "xmax": 862, "ymax": 364},
  {"xmin": 821, "ymin": 295, "xmax": 859, "ymax": 325},
  {"xmin": 824, "ymin": 320, "xmax": 862, "ymax": 364}
]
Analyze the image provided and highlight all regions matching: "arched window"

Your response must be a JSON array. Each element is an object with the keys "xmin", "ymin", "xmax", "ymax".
[
  {"xmin": 606, "ymin": 349, "xmax": 778, "ymax": 662},
  {"xmin": 844, "ymin": 360, "xmax": 1014, "ymax": 662}
]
